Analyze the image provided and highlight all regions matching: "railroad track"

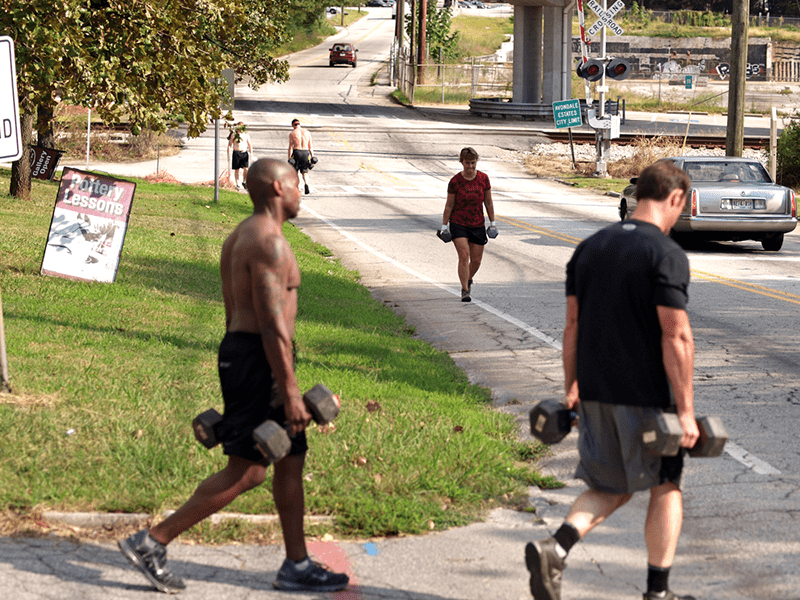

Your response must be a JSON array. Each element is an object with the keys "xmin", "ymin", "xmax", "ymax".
[{"xmin": 545, "ymin": 131, "xmax": 767, "ymax": 149}]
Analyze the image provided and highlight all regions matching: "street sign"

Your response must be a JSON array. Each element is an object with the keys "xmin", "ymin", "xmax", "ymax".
[
  {"xmin": 0, "ymin": 36, "xmax": 22, "ymax": 162},
  {"xmin": 553, "ymin": 99, "xmax": 582, "ymax": 129},
  {"xmin": 587, "ymin": 0, "xmax": 625, "ymax": 37}
]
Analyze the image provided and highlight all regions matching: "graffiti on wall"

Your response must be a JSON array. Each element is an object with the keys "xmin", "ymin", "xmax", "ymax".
[{"xmin": 714, "ymin": 62, "xmax": 765, "ymax": 79}]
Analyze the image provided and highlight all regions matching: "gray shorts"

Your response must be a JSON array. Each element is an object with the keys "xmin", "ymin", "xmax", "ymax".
[{"xmin": 574, "ymin": 401, "xmax": 683, "ymax": 494}]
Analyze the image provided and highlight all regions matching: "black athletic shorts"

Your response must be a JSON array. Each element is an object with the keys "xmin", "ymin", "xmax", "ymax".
[
  {"xmin": 291, "ymin": 149, "xmax": 312, "ymax": 173},
  {"xmin": 450, "ymin": 222, "xmax": 488, "ymax": 246},
  {"xmin": 232, "ymin": 150, "xmax": 249, "ymax": 170},
  {"xmin": 217, "ymin": 332, "xmax": 307, "ymax": 464}
]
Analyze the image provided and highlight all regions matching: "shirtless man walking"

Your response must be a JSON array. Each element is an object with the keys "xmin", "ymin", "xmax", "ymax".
[
  {"xmin": 288, "ymin": 118, "xmax": 314, "ymax": 195},
  {"xmin": 118, "ymin": 159, "xmax": 349, "ymax": 594},
  {"xmin": 227, "ymin": 121, "xmax": 253, "ymax": 190}
]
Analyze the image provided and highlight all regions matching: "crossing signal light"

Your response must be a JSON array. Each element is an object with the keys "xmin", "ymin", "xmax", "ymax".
[
  {"xmin": 576, "ymin": 57, "xmax": 632, "ymax": 82},
  {"xmin": 576, "ymin": 58, "xmax": 604, "ymax": 82},
  {"xmin": 606, "ymin": 58, "xmax": 632, "ymax": 81}
]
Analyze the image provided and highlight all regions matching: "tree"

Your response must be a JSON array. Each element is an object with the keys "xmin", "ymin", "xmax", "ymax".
[
  {"xmin": 406, "ymin": 2, "xmax": 459, "ymax": 61},
  {"xmin": 1, "ymin": 0, "xmax": 292, "ymax": 198}
]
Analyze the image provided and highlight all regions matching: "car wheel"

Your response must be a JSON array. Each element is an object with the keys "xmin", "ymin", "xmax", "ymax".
[
  {"xmin": 761, "ymin": 233, "xmax": 784, "ymax": 251},
  {"xmin": 329, "ymin": 61, "xmax": 334, "ymax": 67},
  {"xmin": 619, "ymin": 200, "xmax": 628, "ymax": 221},
  {"xmin": 352, "ymin": 61, "xmax": 357, "ymax": 68}
]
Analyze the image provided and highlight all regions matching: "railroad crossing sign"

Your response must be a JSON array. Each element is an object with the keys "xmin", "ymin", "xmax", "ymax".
[
  {"xmin": 587, "ymin": 0, "xmax": 625, "ymax": 37},
  {"xmin": 0, "ymin": 36, "xmax": 22, "ymax": 163}
]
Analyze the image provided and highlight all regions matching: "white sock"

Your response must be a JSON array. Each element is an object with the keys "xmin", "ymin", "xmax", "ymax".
[{"xmin": 293, "ymin": 557, "xmax": 312, "ymax": 571}]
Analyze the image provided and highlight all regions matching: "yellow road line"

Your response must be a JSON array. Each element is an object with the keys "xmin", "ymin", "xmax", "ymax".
[
  {"xmin": 691, "ymin": 269, "xmax": 800, "ymax": 306},
  {"xmin": 497, "ymin": 215, "xmax": 583, "ymax": 245}
]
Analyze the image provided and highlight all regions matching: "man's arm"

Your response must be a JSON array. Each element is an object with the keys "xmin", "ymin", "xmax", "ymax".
[
  {"xmin": 563, "ymin": 295, "xmax": 580, "ymax": 409},
  {"xmin": 657, "ymin": 305, "xmax": 699, "ymax": 448},
  {"xmin": 252, "ymin": 235, "xmax": 308, "ymax": 435}
]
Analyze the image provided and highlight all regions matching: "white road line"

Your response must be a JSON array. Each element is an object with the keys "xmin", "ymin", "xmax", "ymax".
[
  {"xmin": 724, "ymin": 441, "xmax": 781, "ymax": 475},
  {"xmin": 301, "ymin": 204, "xmax": 562, "ymax": 350},
  {"xmin": 302, "ymin": 204, "xmax": 783, "ymax": 477}
]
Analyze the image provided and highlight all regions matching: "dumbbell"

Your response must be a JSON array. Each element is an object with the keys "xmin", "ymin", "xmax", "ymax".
[
  {"xmin": 192, "ymin": 383, "xmax": 340, "ymax": 451},
  {"xmin": 253, "ymin": 384, "xmax": 341, "ymax": 462},
  {"xmin": 642, "ymin": 413, "xmax": 728, "ymax": 458},
  {"xmin": 529, "ymin": 399, "xmax": 578, "ymax": 445}
]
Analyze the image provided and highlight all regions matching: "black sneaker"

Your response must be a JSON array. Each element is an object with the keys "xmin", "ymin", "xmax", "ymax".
[
  {"xmin": 525, "ymin": 538, "xmax": 564, "ymax": 600},
  {"xmin": 643, "ymin": 592, "xmax": 697, "ymax": 600},
  {"xmin": 118, "ymin": 530, "xmax": 186, "ymax": 594},
  {"xmin": 273, "ymin": 557, "xmax": 349, "ymax": 592},
  {"xmin": 304, "ymin": 184, "xmax": 310, "ymax": 195},
  {"xmin": 461, "ymin": 288, "xmax": 471, "ymax": 302}
]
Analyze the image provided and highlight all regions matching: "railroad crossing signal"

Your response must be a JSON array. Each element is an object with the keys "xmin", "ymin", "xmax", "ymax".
[
  {"xmin": 586, "ymin": 0, "xmax": 625, "ymax": 37},
  {"xmin": 576, "ymin": 57, "xmax": 632, "ymax": 81}
]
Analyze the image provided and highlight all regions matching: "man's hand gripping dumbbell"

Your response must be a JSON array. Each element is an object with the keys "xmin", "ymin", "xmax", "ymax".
[
  {"xmin": 192, "ymin": 384, "xmax": 341, "ymax": 462},
  {"xmin": 529, "ymin": 399, "xmax": 728, "ymax": 457}
]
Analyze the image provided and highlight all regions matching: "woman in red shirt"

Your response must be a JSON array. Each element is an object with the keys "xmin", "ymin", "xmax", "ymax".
[{"xmin": 440, "ymin": 147, "xmax": 496, "ymax": 302}]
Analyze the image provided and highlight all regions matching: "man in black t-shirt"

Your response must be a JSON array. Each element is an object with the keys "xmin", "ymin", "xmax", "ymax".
[{"xmin": 526, "ymin": 160, "xmax": 700, "ymax": 600}]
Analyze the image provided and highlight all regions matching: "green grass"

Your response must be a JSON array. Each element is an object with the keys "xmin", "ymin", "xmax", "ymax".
[
  {"xmin": 0, "ymin": 170, "xmax": 559, "ymax": 540},
  {"xmin": 275, "ymin": 10, "xmax": 367, "ymax": 56},
  {"xmin": 451, "ymin": 15, "xmax": 513, "ymax": 60}
]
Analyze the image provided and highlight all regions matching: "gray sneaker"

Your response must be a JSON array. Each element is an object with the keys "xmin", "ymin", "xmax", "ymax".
[
  {"xmin": 273, "ymin": 557, "xmax": 349, "ymax": 592},
  {"xmin": 525, "ymin": 538, "xmax": 564, "ymax": 600},
  {"xmin": 118, "ymin": 530, "xmax": 186, "ymax": 594},
  {"xmin": 461, "ymin": 288, "xmax": 471, "ymax": 302}
]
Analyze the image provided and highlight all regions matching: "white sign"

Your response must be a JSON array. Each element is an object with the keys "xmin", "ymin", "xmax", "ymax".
[
  {"xmin": 0, "ymin": 36, "xmax": 22, "ymax": 162},
  {"xmin": 587, "ymin": 0, "xmax": 625, "ymax": 37},
  {"xmin": 41, "ymin": 169, "xmax": 137, "ymax": 283}
]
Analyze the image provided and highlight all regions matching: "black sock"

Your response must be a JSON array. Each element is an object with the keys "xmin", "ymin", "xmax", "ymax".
[
  {"xmin": 553, "ymin": 522, "xmax": 581, "ymax": 555},
  {"xmin": 647, "ymin": 564, "xmax": 670, "ymax": 595}
]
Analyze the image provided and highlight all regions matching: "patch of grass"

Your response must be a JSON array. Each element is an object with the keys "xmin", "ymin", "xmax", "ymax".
[
  {"xmin": 0, "ymin": 168, "xmax": 549, "ymax": 541},
  {"xmin": 275, "ymin": 10, "xmax": 367, "ymax": 56},
  {"xmin": 451, "ymin": 15, "xmax": 513, "ymax": 60}
]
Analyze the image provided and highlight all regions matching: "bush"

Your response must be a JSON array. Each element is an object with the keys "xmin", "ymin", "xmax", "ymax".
[{"xmin": 776, "ymin": 121, "xmax": 800, "ymax": 189}]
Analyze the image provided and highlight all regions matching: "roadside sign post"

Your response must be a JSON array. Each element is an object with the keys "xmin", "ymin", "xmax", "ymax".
[
  {"xmin": 0, "ymin": 36, "xmax": 22, "ymax": 163},
  {"xmin": 553, "ymin": 99, "xmax": 583, "ymax": 169}
]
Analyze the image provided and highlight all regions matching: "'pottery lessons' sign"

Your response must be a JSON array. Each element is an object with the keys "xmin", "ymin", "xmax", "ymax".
[{"xmin": 41, "ymin": 169, "xmax": 136, "ymax": 283}]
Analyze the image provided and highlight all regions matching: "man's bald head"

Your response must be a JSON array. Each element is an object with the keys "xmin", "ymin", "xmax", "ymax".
[{"xmin": 247, "ymin": 159, "xmax": 296, "ymax": 201}]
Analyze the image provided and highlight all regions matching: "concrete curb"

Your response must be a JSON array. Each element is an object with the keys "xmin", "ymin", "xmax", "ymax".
[{"xmin": 42, "ymin": 511, "xmax": 334, "ymax": 529}]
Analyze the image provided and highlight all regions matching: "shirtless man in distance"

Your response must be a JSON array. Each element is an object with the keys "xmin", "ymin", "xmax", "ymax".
[
  {"xmin": 288, "ymin": 118, "xmax": 314, "ymax": 195},
  {"xmin": 227, "ymin": 121, "xmax": 253, "ymax": 190},
  {"xmin": 118, "ymin": 159, "xmax": 349, "ymax": 594}
]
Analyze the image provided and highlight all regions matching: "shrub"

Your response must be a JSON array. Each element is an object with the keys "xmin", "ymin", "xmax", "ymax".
[{"xmin": 776, "ymin": 121, "xmax": 800, "ymax": 189}]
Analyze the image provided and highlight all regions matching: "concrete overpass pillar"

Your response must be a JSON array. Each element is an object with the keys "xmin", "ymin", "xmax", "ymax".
[
  {"xmin": 512, "ymin": 4, "xmax": 543, "ymax": 103},
  {"xmin": 541, "ymin": 5, "xmax": 573, "ymax": 105}
]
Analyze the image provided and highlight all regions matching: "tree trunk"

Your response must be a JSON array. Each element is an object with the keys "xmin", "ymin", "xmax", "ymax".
[
  {"xmin": 37, "ymin": 104, "xmax": 56, "ymax": 149},
  {"xmin": 10, "ymin": 101, "xmax": 33, "ymax": 200}
]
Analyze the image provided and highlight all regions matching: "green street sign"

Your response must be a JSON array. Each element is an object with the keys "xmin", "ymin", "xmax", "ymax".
[{"xmin": 553, "ymin": 99, "xmax": 582, "ymax": 129}]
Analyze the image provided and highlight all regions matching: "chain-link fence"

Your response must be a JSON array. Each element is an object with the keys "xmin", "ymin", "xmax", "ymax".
[{"xmin": 395, "ymin": 51, "xmax": 512, "ymax": 104}]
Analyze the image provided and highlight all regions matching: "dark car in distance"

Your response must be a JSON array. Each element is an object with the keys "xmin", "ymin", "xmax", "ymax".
[
  {"xmin": 329, "ymin": 43, "xmax": 357, "ymax": 68},
  {"xmin": 619, "ymin": 157, "xmax": 797, "ymax": 251}
]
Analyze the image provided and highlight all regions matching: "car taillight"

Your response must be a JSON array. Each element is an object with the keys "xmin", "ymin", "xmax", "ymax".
[
  {"xmin": 691, "ymin": 189, "xmax": 698, "ymax": 216},
  {"xmin": 791, "ymin": 190, "xmax": 797, "ymax": 218}
]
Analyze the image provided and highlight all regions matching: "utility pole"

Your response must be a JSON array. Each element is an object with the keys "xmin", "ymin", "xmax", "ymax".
[
  {"xmin": 417, "ymin": 0, "xmax": 427, "ymax": 84},
  {"xmin": 726, "ymin": 0, "xmax": 749, "ymax": 157}
]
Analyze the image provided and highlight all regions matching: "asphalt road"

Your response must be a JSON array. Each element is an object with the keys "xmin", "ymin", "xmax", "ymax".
[{"xmin": 12, "ymin": 7, "xmax": 799, "ymax": 599}]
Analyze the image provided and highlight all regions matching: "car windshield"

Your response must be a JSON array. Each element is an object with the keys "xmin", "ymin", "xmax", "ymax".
[{"xmin": 683, "ymin": 161, "xmax": 770, "ymax": 183}]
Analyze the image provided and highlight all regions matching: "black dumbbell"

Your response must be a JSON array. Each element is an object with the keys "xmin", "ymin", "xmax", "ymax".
[
  {"xmin": 193, "ymin": 384, "xmax": 340, "ymax": 450},
  {"xmin": 529, "ymin": 400, "xmax": 578, "ymax": 445},
  {"xmin": 192, "ymin": 409, "xmax": 224, "ymax": 449},
  {"xmin": 642, "ymin": 413, "xmax": 729, "ymax": 457},
  {"xmin": 253, "ymin": 384, "xmax": 341, "ymax": 462}
]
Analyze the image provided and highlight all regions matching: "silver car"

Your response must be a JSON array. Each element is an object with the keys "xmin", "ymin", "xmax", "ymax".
[{"xmin": 619, "ymin": 157, "xmax": 797, "ymax": 251}]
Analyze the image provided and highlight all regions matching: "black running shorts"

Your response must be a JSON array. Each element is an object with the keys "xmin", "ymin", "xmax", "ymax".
[
  {"xmin": 217, "ymin": 332, "xmax": 308, "ymax": 464},
  {"xmin": 449, "ymin": 222, "xmax": 488, "ymax": 246}
]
